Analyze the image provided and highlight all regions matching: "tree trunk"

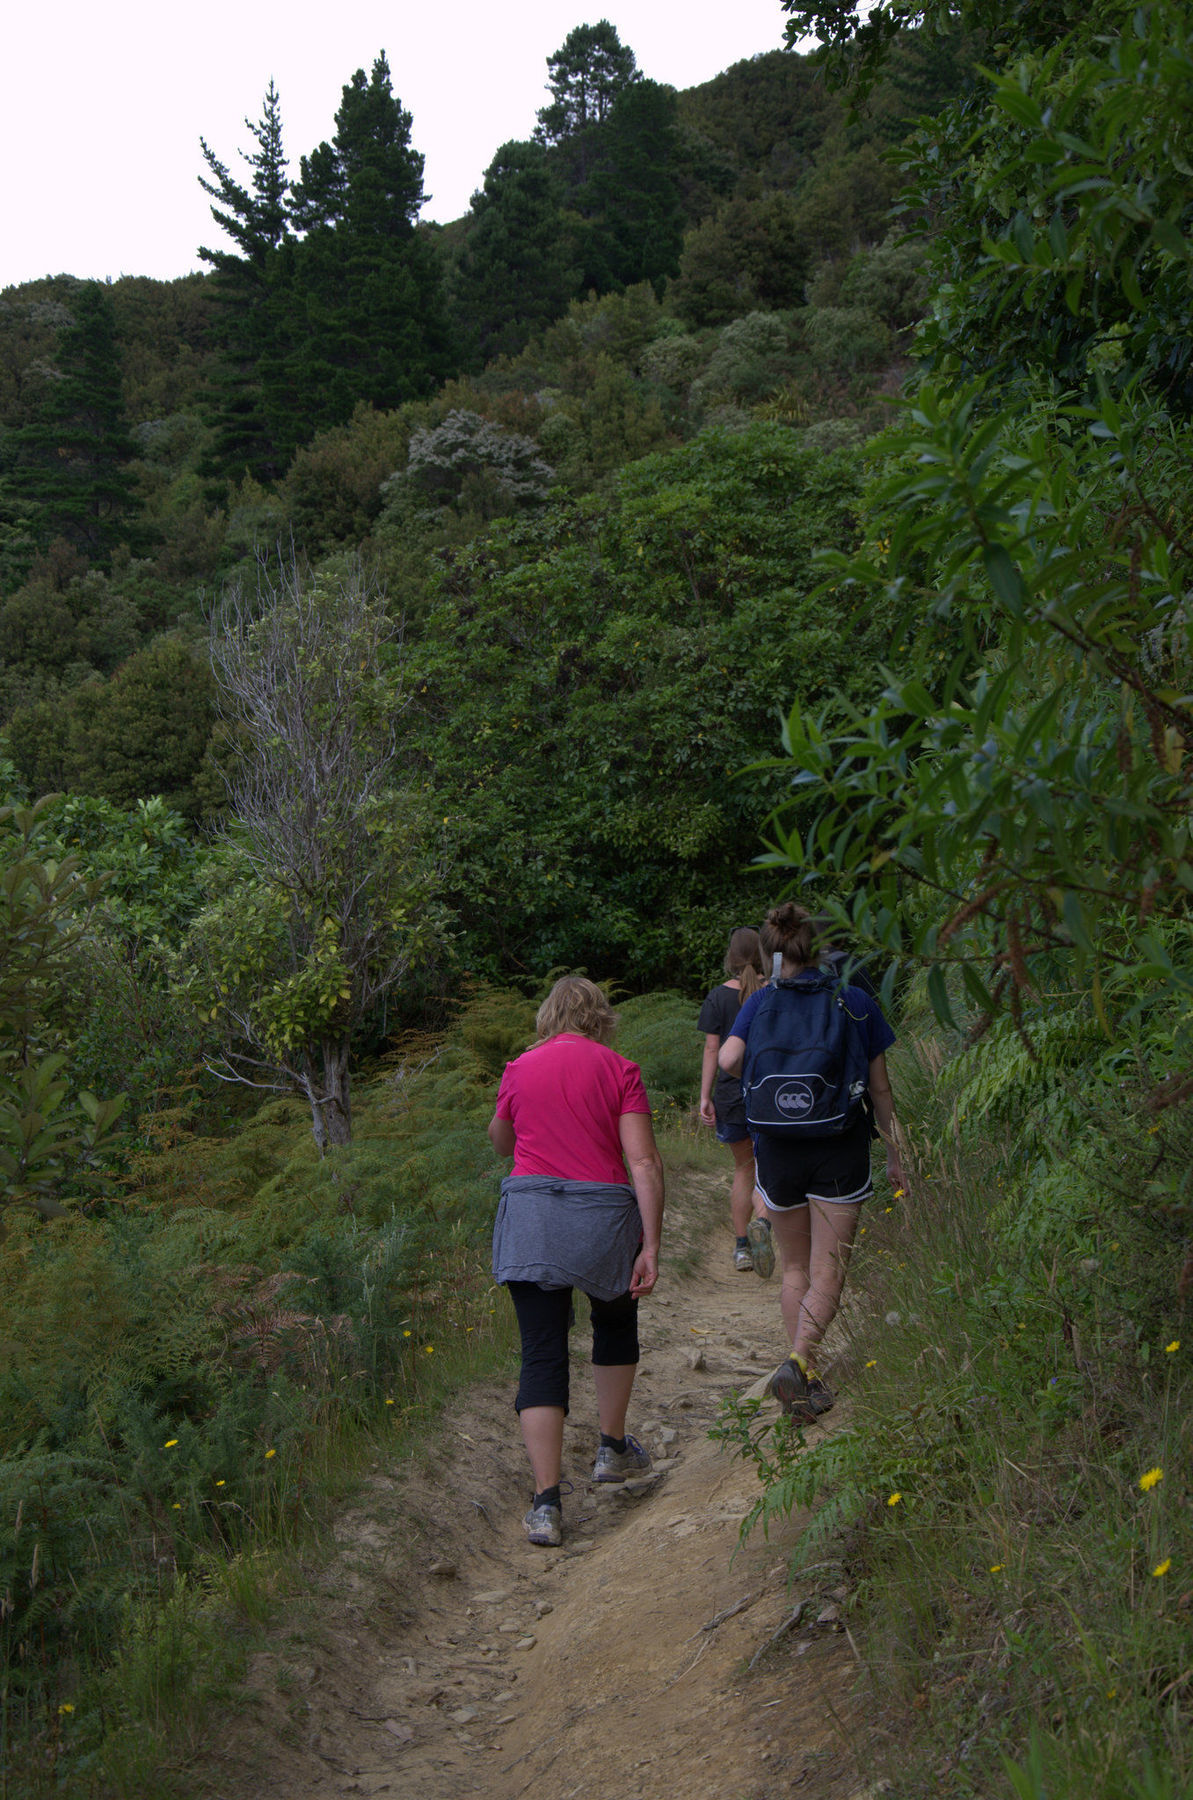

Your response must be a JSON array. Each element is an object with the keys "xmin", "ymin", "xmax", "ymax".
[{"xmin": 303, "ymin": 1040, "xmax": 352, "ymax": 1152}]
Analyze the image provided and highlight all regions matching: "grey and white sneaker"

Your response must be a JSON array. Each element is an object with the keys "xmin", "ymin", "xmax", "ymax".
[
  {"xmin": 747, "ymin": 1216, "xmax": 775, "ymax": 1279},
  {"xmin": 523, "ymin": 1500, "xmax": 563, "ymax": 1546},
  {"xmin": 591, "ymin": 1434, "xmax": 651, "ymax": 1482},
  {"xmin": 734, "ymin": 1241, "xmax": 755, "ymax": 1272}
]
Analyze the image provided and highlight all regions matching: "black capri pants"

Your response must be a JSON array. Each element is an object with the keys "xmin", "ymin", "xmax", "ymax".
[{"xmin": 506, "ymin": 1282, "xmax": 639, "ymax": 1413}]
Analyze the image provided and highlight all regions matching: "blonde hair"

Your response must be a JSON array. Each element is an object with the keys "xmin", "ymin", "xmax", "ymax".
[
  {"xmin": 534, "ymin": 976, "xmax": 619, "ymax": 1046},
  {"xmin": 724, "ymin": 926, "xmax": 764, "ymax": 1001}
]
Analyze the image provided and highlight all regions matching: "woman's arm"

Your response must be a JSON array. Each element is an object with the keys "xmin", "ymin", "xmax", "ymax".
[
  {"xmin": 488, "ymin": 1112, "xmax": 515, "ymax": 1158},
  {"xmin": 718, "ymin": 1033, "xmax": 745, "ymax": 1077},
  {"xmin": 867, "ymin": 1054, "xmax": 905, "ymax": 1193},
  {"xmin": 619, "ymin": 1110, "xmax": 665, "ymax": 1296},
  {"xmin": 699, "ymin": 1033, "xmax": 720, "ymax": 1123}
]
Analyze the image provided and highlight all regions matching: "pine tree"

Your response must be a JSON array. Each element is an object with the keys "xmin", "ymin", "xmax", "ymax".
[
  {"xmin": 536, "ymin": 22, "xmax": 640, "ymax": 143},
  {"xmin": 455, "ymin": 141, "xmax": 581, "ymax": 362},
  {"xmin": 197, "ymin": 82, "xmax": 295, "ymax": 481},
  {"xmin": 577, "ymin": 81, "xmax": 686, "ymax": 294},
  {"xmin": 10, "ymin": 284, "xmax": 137, "ymax": 564},
  {"xmin": 283, "ymin": 53, "xmax": 457, "ymax": 430}
]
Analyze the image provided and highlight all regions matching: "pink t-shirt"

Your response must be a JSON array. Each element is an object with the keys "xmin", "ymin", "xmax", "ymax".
[{"xmin": 495, "ymin": 1033, "xmax": 651, "ymax": 1183}]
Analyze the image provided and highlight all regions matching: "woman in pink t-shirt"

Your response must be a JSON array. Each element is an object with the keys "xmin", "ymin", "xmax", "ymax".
[{"xmin": 488, "ymin": 977, "xmax": 665, "ymax": 1548}]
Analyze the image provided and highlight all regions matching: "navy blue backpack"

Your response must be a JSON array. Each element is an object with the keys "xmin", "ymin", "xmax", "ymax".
[{"xmin": 741, "ymin": 973, "xmax": 869, "ymax": 1138}]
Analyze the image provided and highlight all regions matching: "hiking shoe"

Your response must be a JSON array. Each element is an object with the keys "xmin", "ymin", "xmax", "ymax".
[
  {"xmin": 734, "ymin": 1242, "xmax": 755, "ymax": 1272},
  {"xmin": 769, "ymin": 1354, "xmax": 818, "ymax": 1424},
  {"xmin": 591, "ymin": 1435, "xmax": 651, "ymax": 1483},
  {"xmin": 747, "ymin": 1216, "xmax": 775, "ymax": 1279},
  {"xmin": 523, "ymin": 1501, "xmax": 563, "ymax": 1546}
]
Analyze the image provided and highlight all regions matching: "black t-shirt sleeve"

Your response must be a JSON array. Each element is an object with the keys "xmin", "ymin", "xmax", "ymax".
[{"xmin": 697, "ymin": 985, "xmax": 740, "ymax": 1041}]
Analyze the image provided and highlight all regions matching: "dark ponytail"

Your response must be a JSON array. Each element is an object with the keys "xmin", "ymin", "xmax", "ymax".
[{"xmin": 759, "ymin": 901, "xmax": 816, "ymax": 971}]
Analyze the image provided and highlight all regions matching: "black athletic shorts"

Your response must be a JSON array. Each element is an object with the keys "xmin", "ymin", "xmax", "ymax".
[{"xmin": 753, "ymin": 1115, "xmax": 873, "ymax": 1211}]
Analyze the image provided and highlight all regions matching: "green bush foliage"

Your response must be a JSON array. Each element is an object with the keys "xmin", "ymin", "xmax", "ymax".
[
  {"xmin": 0, "ymin": 985, "xmax": 532, "ymax": 1783},
  {"xmin": 404, "ymin": 421, "xmax": 890, "ymax": 987},
  {"xmin": 717, "ymin": 1015, "xmax": 1192, "ymax": 1797}
]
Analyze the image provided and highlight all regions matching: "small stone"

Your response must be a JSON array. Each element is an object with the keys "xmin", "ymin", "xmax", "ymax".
[
  {"xmin": 620, "ymin": 1474, "xmax": 658, "ymax": 1496},
  {"xmin": 640, "ymin": 1419, "xmax": 661, "ymax": 1433},
  {"xmin": 428, "ymin": 1559, "xmax": 457, "ymax": 1578},
  {"xmin": 816, "ymin": 1603, "xmax": 841, "ymax": 1626},
  {"xmin": 512, "ymin": 1635, "xmax": 537, "ymax": 1651},
  {"xmin": 657, "ymin": 1427, "xmax": 677, "ymax": 1445},
  {"xmin": 688, "ymin": 1348, "xmax": 707, "ymax": 1371},
  {"xmin": 472, "ymin": 1590, "xmax": 508, "ymax": 1605},
  {"xmin": 568, "ymin": 1538, "xmax": 596, "ymax": 1554},
  {"xmin": 884, "ymin": 1311, "xmax": 901, "ymax": 1326},
  {"xmin": 449, "ymin": 1707, "xmax": 478, "ymax": 1724},
  {"xmin": 498, "ymin": 1621, "xmax": 521, "ymax": 1634},
  {"xmin": 492, "ymin": 1691, "xmax": 514, "ymax": 1705},
  {"xmin": 533, "ymin": 1601, "xmax": 553, "ymax": 1618}
]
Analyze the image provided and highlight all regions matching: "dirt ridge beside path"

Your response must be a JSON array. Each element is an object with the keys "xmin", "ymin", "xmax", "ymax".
[{"xmin": 209, "ymin": 1172, "xmax": 873, "ymax": 1800}]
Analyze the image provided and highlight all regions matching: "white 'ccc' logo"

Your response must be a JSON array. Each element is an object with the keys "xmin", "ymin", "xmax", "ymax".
[{"xmin": 776, "ymin": 1081, "xmax": 815, "ymax": 1117}]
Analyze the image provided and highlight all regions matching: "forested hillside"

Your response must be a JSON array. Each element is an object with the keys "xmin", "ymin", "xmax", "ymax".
[{"xmin": 2, "ymin": 3, "xmax": 1191, "ymax": 1795}]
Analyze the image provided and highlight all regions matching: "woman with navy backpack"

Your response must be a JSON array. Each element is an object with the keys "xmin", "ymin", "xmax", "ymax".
[{"xmin": 718, "ymin": 902, "xmax": 905, "ymax": 1424}]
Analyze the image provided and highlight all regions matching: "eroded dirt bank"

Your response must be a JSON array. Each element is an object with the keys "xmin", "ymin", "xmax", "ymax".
[{"xmin": 208, "ymin": 1172, "xmax": 874, "ymax": 1800}]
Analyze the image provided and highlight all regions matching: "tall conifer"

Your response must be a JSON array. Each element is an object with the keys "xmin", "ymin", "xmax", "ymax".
[
  {"xmin": 198, "ymin": 82, "xmax": 294, "ymax": 480},
  {"xmin": 10, "ymin": 284, "xmax": 136, "ymax": 563},
  {"xmin": 284, "ymin": 54, "xmax": 456, "ymax": 430}
]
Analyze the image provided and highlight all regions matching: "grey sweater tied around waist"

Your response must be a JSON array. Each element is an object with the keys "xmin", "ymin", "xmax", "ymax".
[{"xmin": 491, "ymin": 1175, "xmax": 644, "ymax": 1301}]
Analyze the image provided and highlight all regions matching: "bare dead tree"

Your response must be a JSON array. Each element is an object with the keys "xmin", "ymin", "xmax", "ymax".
[{"xmin": 197, "ymin": 553, "xmax": 436, "ymax": 1151}]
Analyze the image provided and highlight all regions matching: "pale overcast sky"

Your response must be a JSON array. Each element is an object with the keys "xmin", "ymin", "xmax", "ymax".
[{"xmin": 1, "ymin": 1, "xmax": 799, "ymax": 290}]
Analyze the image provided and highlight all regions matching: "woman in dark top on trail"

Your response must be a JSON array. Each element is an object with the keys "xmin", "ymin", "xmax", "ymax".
[
  {"xmin": 718, "ymin": 903, "xmax": 905, "ymax": 1424},
  {"xmin": 697, "ymin": 927, "xmax": 774, "ymax": 1278}
]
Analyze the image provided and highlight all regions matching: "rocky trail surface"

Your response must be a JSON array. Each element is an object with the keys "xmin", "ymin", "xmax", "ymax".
[{"xmin": 209, "ymin": 1171, "xmax": 875, "ymax": 1800}]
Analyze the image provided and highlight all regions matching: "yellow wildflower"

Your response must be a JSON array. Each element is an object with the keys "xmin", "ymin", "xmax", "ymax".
[
  {"xmin": 1165, "ymin": 1340, "xmax": 1180, "ymax": 1353},
  {"xmin": 887, "ymin": 1492, "xmax": 902, "ymax": 1507},
  {"xmin": 1153, "ymin": 1558, "xmax": 1171, "ymax": 1577},
  {"xmin": 215, "ymin": 1479, "xmax": 226, "ymax": 1488},
  {"xmin": 1139, "ymin": 1467, "xmax": 1163, "ymax": 1492},
  {"xmin": 893, "ymin": 1188, "xmax": 905, "ymax": 1199},
  {"xmin": 58, "ymin": 1703, "xmax": 75, "ymax": 1715},
  {"xmin": 164, "ymin": 1439, "xmax": 179, "ymax": 1449},
  {"xmin": 865, "ymin": 1360, "xmax": 877, "ymax": 1369},
  {"xmin": 424, "ymin": 1345, "xmax": 434, "ymax": 1354},
  {"xmin": 989, "ymin": 1564, "xmax": 1003, "ymax": 1573},
  {"xmin": 264, "ymin": 1447, "xmax": 276, "ymax": 1459},
  {"xmin": 403, "ymin": 1329, "xmax": 412, "ymax": 1338},
  {"xmin": 385, "ymin": 1397, "xmax": 395, "ymax": 1405}
]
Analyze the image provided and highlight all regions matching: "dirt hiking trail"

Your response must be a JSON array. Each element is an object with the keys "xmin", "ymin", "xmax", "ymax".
[{"xmin": 211, "ymin": 1172, "xmax": 876, "ymax": 1800}]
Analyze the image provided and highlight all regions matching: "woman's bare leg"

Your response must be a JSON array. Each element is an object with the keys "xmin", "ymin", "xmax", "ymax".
[
  {"xmin": 728, "ymin": 1137, "xmax": 759, "ymax": 1237},
  {"xmin": 767, "ymin": 1203, "xmax": 812, "ymax": 1348},
  {"xmin": 519, "ymin": 1405, "xmax": 564, "ymax": 1492},
  {"xmin": 592, "ymin": 1362, "xmax": 636, "ymax": 1439},
  {"xmin": 792, "ymin": 1200, "xmax": 860, "ymax": 1362}
]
